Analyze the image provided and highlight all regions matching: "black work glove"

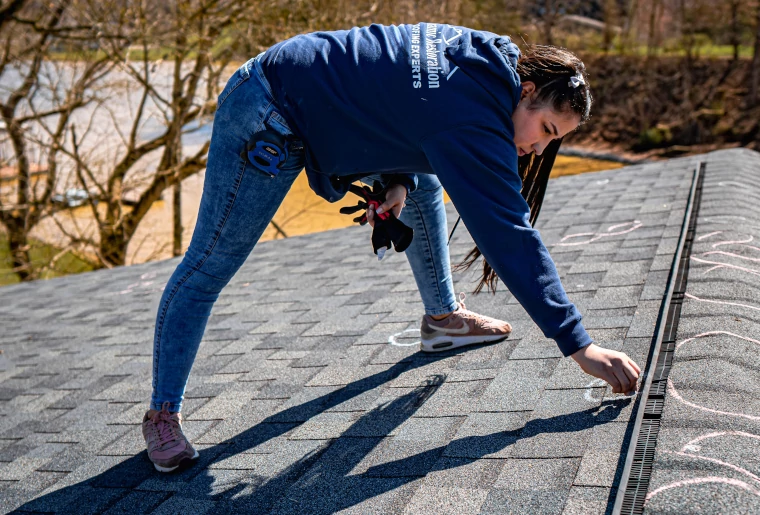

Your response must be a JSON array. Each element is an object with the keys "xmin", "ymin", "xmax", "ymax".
[{"xmin": 339, "ymin": 180, "xmax": 414, "ymax": 259}]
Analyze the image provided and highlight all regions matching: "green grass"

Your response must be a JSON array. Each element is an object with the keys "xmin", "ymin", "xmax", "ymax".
[
  {"xmin": 560, "ymin": 29, "xmax": 754, "ymax": 60},
  {"xmin": 48, "ymin": 27, "xmax": 757, "ymax": 64},
  {"xmin": 585, "ymin": 35, "xmax": 755, "ymax": 59},
  {"xmin": 0, "ymin": 233, "xmax": 97, "ymax": 287},
  {"xmin": 618, "ymin": 43, "xmax": 755, "ymax": 59},
  {"xmin": 47, "ymin": 49, "xmax": 109, "ymax": 62}
]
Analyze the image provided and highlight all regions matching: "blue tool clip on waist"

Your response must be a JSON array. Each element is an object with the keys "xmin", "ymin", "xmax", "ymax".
[{"xmin": 245, "ymin": 129, "xmax": 289, "ymax": 177}]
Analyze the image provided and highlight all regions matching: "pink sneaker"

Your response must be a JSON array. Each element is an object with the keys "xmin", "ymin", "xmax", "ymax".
[
  {"xmin": 420, "ymin": 292, "xmax": 512, "ymax": 352},
  {"xmin": 142, "ymin": 401, "xmax": 199, "ymax": 472}
]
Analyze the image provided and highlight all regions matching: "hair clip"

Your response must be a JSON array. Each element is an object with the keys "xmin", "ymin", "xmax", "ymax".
[{"xmin": 568, "ymin": 74, "xmax": 585, "ymax": 88}]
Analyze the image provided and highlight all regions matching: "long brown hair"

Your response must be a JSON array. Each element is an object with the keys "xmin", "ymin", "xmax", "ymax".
[{"xmin": 452, "ymin": 44, "xmax": 593, "ymax": 294}]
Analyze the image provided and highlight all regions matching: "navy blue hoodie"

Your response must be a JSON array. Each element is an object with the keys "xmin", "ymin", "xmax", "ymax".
[{"xmin": 259, "ymin": 22, "xmax": 593, "ymax": 356}]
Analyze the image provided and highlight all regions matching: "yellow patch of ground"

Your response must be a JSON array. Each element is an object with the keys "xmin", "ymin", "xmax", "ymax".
[{"xmin": 550, "ymin": 155, "xmax": 624, "ymax": 178}]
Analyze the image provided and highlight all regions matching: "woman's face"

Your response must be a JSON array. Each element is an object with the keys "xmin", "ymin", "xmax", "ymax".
[{"xmin": 512, "ymin": 81, "xmax": 581, "ymax": 157}]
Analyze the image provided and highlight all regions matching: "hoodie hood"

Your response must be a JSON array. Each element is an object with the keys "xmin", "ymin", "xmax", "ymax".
[{"xmin": 444, "ymin": 31, "xmax": 523, "ymax": 116}]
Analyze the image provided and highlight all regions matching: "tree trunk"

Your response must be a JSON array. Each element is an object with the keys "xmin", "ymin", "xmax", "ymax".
[
  {"xmin": 679, "ymin": 0, "xmax": 693, "ymax": 107},
  {"xmin": 100, "ymin": 230, "xmax": 127, "ymax": 268},
  {"xmin": 730, "ymin": 0, "xmax": 740, "ymax": 63},
  {"xmin": 542, "ymin": 0, "xmax": 555, "ymax": 46},
  {"xmin": 621, "ymin": 0, "xmax": 639, "ymax": 55},
  {"xmin": 647, "ymin": 0, "xmax": 662, "ymax": 58},
  {"xmin": 173, "ymin": 182, "xmax": 182, "ymax": 257},
  {"xmin": 603, "ymin": 0, "xmax": 618, "ymax": 54},
  {"xmin": 171, "ymin": 0, "xmax": 186, "ymax": 258},
  {"xmin": 2, "ymin": 111, "xmax": 32, "ymax": 283},
  {"xmin": 680, "ymin": 0, "xmax": 694, "ymax": 62},
  {"xmin": 6, "ymin": 220, "xmax": 31, "ymax": 281},
  {"xmin": 751, "ymin": 0, "xmax": 760, "ymax": 105}
]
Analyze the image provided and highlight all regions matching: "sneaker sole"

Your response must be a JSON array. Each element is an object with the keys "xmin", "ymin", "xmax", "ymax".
[
  {"xmin": 153, "ymin": 448, "xmax": 200, "ymax": 473},
  {"xmin": 420, "ymin": 333, "xmax": 509, "ymax": 353}
]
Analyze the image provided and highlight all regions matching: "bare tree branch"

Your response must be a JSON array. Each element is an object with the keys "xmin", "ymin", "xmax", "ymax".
[{"xmin": 0, "ymin": 0, "xmax": 25, "ymax": 33}]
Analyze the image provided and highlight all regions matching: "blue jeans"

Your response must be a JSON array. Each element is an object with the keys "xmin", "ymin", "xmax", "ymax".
[{"xmin": 150, "ymin": 55, "xmax": 458, "ymax": 412}]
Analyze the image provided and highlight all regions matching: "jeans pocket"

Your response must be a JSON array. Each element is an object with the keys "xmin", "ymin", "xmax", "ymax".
[
  {"xmin": 217, "ymin": 59, "xmax": 253, "ymax": 110},
  {"xmin": 263, "ymin": 110, "xmax": 305, "ymax": 154}
]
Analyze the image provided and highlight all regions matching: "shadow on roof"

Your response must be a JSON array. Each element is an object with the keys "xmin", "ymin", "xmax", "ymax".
[{"xmin": 16, "ymin": 347, "xmax": 632, "ymax": 513}]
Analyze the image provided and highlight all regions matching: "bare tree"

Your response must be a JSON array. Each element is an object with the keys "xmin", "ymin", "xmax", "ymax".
[
  {"xmin": 647, "ymin": 0, "xmax": 663, "ymax": 57},
  {"xmin": 0, "ymin": 0, "xmax": 25, "ymax": 31},
  {"xmin": 4, "ymin": 0, "xmax": 494, "ymax": 281},
  {"xmin": 17, "ymin": 0, "xmax": 760, "ymax": 283},
  {"xmin": 602, "ymin": 0, "xmax": 619, "ymax": 53},
  {"xmin": 729, "ymin": 0, "xmax": 741, "ymax": 62},
  {"xmin": 60, "ymin": 0, "xmax": 249, "ymax": 267},
  {"xmin": 539, "ymin": 0, "xmax": 564, "ymax": 45},
  {"xmin": 0, "ymin": 0, "xmax": 114, "ymax": 281},
  {"xmin": 619, "ymin": 0, "xmax": 639, "ymax": 55}
]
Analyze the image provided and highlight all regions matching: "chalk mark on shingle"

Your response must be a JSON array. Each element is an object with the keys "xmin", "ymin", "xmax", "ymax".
[
  {"xmin": 665, "ymin": 331, "xmax": 760, "ymax": 422},
  {"xmin": 684, "ymin": 292, "xmax": 760, "ymax": 312},
  {"xmin": 648, "ymin": 434, "xmax": 760, "ymax": 502},
  {"xmin": 555, "ymin": 220, "xmax": 642, "ymax": 247},
  {"xmin": 584, "ymin": 378, "xmax": 606, "ymax": 402},
  {"xmin": 646, "ymin": 477, "xmax": 760, "ymax": 502},
  {"xmin": 697, "ymin": 230, "xmax": 723, "ymax": 240},
  {"xmin": 388, "ymin": 329, "xmax": 421, "ymax": 347},
  {"xmin": 691, "ymin": 256, "xmax": 760, "ymax": 276},
  {"xmin": 711, "ymin": 235, "xmax": 754, "ymax": 248}
]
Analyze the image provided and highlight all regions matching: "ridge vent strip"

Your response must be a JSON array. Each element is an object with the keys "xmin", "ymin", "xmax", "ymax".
[{"xmin": 612, "ymin": 161, "xmax": 705, "ymax": 515}]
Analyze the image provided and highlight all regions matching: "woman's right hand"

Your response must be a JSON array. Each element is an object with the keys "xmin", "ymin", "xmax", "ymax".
[
  {"xmin": 366, "ymin": 183, "xmax": 407, "ymax": 228},
  {"xmin": 570, "ymin": 343, "xmax": 641, "ymax": 395}
]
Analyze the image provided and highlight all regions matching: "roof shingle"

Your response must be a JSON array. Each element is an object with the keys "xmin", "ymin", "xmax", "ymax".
[{"xmin": 2, "ymin": 149, "xmax": 755, "ymax": 514}]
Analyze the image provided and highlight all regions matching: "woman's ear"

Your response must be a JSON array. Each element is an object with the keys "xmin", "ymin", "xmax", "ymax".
[{"xmin": 520, "ymin": 81, "xmax": 536, "ymax": 101}]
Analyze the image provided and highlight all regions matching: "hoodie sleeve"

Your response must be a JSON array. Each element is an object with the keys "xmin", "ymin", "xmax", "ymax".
[{"xmin": 420, "ymin": 124, "xmax": 593, "ymax": 357}]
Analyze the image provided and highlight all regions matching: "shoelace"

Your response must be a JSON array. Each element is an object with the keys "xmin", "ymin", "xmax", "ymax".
[
  {"xmin": 455, "ymin": 292, "xmax": 493, "ymax": 325},
  {"xmin": 431, "ymin": 292, "xmax": 490, "ymax": 326},
  {"xmin": 150, "ymin": 401, "xmax": 180, "ymax": 448}
]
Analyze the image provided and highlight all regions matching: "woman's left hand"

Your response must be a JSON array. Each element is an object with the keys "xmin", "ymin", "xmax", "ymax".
[
  {"xmin": 366, "ymin": 183, "xmax": 407, "ymax": 228},
  {"xmin": 571, "ymin": 343, "xmax": 641, "ymax": 395}
]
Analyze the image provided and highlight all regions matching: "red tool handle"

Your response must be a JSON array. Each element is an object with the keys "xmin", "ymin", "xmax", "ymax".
[{"xmin": 368, "ymin": 199, "xmax": 390, "ymax": 220}]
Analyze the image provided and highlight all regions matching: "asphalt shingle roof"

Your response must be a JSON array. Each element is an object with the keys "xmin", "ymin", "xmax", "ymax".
[
  {"xmin": 0, "ymin": 148, "xmax": 754, "ymax": 514},
  {"xmin": 644, "ymin": 149, "xmax": 760, "ymax": 514}
]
